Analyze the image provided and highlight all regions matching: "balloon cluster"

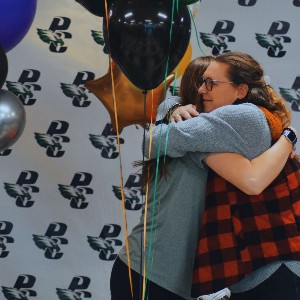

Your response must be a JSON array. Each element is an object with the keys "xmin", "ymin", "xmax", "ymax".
[{"xmin": 77, "ymin": 0, "xmax": 192, "ymax": 91}]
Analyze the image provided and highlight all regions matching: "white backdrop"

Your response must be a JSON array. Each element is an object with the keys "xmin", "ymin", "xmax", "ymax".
[{"xmin": 1, "ymin": 0, "xmax": 300, "ymax": 299}]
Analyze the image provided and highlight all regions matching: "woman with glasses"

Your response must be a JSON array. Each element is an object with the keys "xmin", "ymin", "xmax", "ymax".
[
  {"xmin": 146, "ymin": 52, "xmax": 300, "ymax": 300},
  {"xmin": 110, "ymin": 54, "xmax": 296, "ymax": 300}
]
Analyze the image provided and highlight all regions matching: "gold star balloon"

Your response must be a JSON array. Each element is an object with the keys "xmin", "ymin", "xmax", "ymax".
[{"xmin": 85, "ymin": 62, "xmax": 175, "ymax": 131}]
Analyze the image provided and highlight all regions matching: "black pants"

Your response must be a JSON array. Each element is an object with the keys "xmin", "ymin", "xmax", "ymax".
[
  {"xmin": 230, "ymin": 264, "xmax": 300, "ymax": 300},
  {"xmin": 110, "ymin": 257, "xmax": 186, "ymax": 300}
]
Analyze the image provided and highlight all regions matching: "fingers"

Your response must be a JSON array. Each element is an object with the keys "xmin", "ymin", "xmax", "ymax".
[
  {"xmin": 171, "ymin": 113, "xmax": 183, "ymax": 122},
  {"xmin": 170, "ymin": 104, "xmax": 199, "ymax": 122}
]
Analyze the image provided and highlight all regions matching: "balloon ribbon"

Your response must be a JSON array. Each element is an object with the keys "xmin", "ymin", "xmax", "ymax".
[{"xmin": 105, "ymin": 0, "xmax": 134, "ymax": 297}]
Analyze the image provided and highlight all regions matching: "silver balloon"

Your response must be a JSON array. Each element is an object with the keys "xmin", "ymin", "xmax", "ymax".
[{"xmin": 0, "ymin": 89, "xmax": 26, "ymax": 151}]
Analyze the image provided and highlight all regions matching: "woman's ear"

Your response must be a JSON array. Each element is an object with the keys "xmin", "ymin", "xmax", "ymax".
[{"xmin": 237, "ymin": 84, "xmax": 249, "ymax": 99}]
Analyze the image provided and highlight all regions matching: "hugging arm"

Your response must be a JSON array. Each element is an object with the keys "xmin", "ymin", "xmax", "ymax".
[
  {"xmin": 145, "ymin": 104, "xmax": 270, "ymax": 160},
  {"xmin": 204, "ymin": 135, "xmax": 294, "ymax": 195}
]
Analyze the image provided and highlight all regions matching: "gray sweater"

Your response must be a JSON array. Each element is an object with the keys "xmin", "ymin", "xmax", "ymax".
[{"xmin": 119, "ymin": 98, "xmax": 274, "ymax": 299}]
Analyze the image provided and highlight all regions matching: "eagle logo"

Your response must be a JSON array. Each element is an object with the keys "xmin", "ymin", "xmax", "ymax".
[
  {"xmin": 91, "ymin": 30, "xmax": 105, "ymax": 46},
  {"xmin": 4, "ymin": 183, "xmax": 32, "ymax": 202},
  {"xmin": 60, "ymin": 83, "xmax": 88, "ymax": 106},
  {"xmin": 89, "ymin": 134, "xmax": 117, "ymax": 156},
  {"xmin": 6, "ymin": 81, "xmax": 33, "ymax": 104},
  {"xmin": 112, "ymin": 186, "xmax": 142, "ymax": 210},
  {"xmin": 32, "ymin": 234, "xmax": 63, "ymax": 254},
  {"xmin": 34, "ymin": 133, "xmax": 63, "ymax": 152},
  {"xmin": 56, "ymin": 288, "xmax": 89, "ymax": 300},
  {"xmin": 87, "ymin": 236, "xmax": 114, "ymax": 256},
  {"xmin": 255, "ymin": 33, "xmax": 283, "ymax": 54},
  {"xmin": 58, "ymin": 184, "xmax": 88, "ymax": 208},
  {"xmin": 2, "ymin": 286, "xmax": 31, "ymax": 300},
  {"xmin": 199, "ymin": 32, "xmax": 228, "ymax": 54},
  {"xmin": 37, "ymin": 28, "xmax": 64, "ymax": 47},
  {"xmin": 279, "ymin": 87, "xmax": 300, "ymax": 111}
]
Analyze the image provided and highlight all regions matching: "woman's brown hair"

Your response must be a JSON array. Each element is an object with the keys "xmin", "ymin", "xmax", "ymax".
[
  {"xmin": 138, "ymin": 56, "xmax": 214, "ymax": 185},
  {"xmin": 215, "ymin": 51, "xmax": 291, "ymax": 127},
  {"xmin": 216, "ymin": 52, "xmax": 298, "ymax": 161}
]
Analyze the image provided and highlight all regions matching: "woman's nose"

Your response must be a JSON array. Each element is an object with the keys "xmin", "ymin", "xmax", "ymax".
[{"xmin": 198, "ymin": 83, "xmax": 206, "ymax": 94}]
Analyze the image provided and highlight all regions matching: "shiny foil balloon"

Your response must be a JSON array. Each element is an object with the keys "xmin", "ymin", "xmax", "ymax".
[
  {"xmin": 0, "ymin": 47, "xmax": 8, "ymax": 89},
  {"xmin": 0, "ymin": 89, "xmax": 26, "ymax": 151},
  {"xmin": 104, "ymin": 0, "xmax": 191, "ymax": 91}
]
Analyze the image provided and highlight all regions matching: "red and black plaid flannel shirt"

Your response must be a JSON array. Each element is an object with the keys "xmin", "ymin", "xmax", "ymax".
[{"xmin": 192, "ymin": 158, "xmax": 300, "ymax": 296}]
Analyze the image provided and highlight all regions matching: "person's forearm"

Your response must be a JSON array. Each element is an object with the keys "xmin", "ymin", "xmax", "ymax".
[
  {"xmin": 145, "ymin": 113, "xmax": 248, "ymax": 159},
  {"xmin": 144, "ymin": 106, "xmax": 269, "ymax": 161},
  {"xmin": 205, "ymin": 135, "xmax": 293, "ymax": 195},
  {"xmin": 243, "ymin": 135, "xmax": 293, "ymax": 194}
]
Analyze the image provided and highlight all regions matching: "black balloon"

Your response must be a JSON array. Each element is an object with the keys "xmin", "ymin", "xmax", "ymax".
[
  {"xmin": 75, "ymin": 0, "xmax": 112, "ymax": 17},
  {"xmin": 0, "ymin": 47, "xmax": 8, "ymax": 89},
  {"xmin": 104, "ymin": 0, "xmax": 191, "ymax": 91}
]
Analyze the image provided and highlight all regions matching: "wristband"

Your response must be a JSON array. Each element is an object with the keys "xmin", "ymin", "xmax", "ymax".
[
  {"xmin": 282, "ymin": 128, "xmax": 297, "ymax": 146},
  {"xmin": 165, "ymin": 103, "xmax": 183, "ymax": 120}
]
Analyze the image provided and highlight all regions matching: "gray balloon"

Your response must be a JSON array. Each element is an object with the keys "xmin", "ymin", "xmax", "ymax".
[{"xmin": 0, "ymin": 89, "xmax": 26, "ymax": 151}]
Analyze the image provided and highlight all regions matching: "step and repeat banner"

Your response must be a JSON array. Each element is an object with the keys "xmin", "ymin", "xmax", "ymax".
[{"xmin": 0, "ymin": 0, "xmax": 300, "ymax": 299}]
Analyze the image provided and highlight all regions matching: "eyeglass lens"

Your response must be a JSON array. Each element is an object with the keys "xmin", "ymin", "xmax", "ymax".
[
  {"xmin": 200, "ymin": 77, "xmax": 212, "ymax": 91},
  {"xmin": 200, "ymin": 77, "xmax": 214, "ymax": 91}
]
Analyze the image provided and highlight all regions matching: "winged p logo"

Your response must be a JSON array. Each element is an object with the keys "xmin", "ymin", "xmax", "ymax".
[
  {"xmin": 6, "ymin": 81, "xmax": 33, "ymax": 104},
  {"xmin": 112, "ymin": 186, "xmax": 142, "ymax": 210},
  {"xmin": 4, "ymin": 183, "xmax": 31, "ymax": 201},
  {"xmin": 34, "ymin": 133, "xmax": 62, "ymax": 151},
  {"xmin": 32, "ymin": 234, "xmax": 61, "ymax": 253},
  {"xmin": 4, "ymin": 181, "xmax": 39, "ymax": 207},
  {"xmin": 37, "ymin": 28, "xmax": 64, "ymax": 47},
  {"xmin": 89, "ymin": 134, "xmax": 117, "ymax": 155},
  {"xmin": 58, "ymin": 184, "xmax": 87, "ymax": 207},
  {"xmin": 200, "ymin": 32, "xmax": 228, "ymax": 54},
  {"xmin": 255, "ymin": 33, "xmax": 283, "ymax": 53},
  {"xmin": 279, "ymin": 87, "xmax": 300, "ymax": 111},
  {"xmin": 60, "ymin": 83, "xmax": 88, "ymax": 106},
  {"xmin": 87, "ymin": 236, "xmax": 114, "ymax": 255}
]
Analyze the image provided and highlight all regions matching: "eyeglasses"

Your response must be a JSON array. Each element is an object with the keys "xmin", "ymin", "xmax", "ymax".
[{"xmin": 199, "ymin": 76, "xmax": 237, "ymax": 91}]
